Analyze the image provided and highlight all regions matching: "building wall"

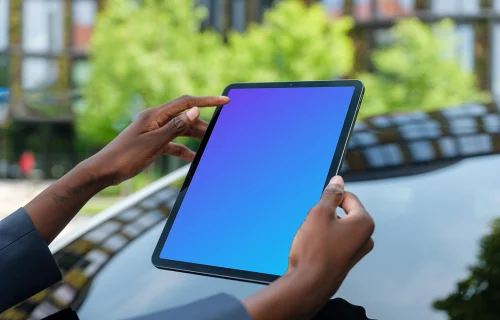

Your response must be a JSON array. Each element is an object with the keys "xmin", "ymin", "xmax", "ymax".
[
  {"xmin": 0, "ymin": 0, "xmax": 99, "ymax": 178},
  {"xmin": 1, "ymin": 0, "xmax": 498, "ymax": 125},
  {"xmin": 0, "ymin": 0, "xmax": 500, "ymax": 179}
]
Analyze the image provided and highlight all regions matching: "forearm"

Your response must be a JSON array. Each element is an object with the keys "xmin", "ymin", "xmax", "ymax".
[
  {"xmin": 243, "ymin": 268, "xmax": 340, "ymax": 320},
  {"xmin": 24, "ymin": 158, "xmax": 112, "ymax": 244}
]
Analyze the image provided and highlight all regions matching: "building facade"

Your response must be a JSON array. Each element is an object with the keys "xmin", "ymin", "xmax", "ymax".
[
  {"xmin": 0, "ymin": 0, "xmax": 101, "ymax": 178},
  {"xmin": 0, "ymin": 0, "xmax": 499, "ymax": 178}
]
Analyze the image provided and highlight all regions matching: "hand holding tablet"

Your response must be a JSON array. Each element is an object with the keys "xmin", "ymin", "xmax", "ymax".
[
  {"xmin": 152, "ymin": 80, "xmax": 366, "ymax": 283},
  {"xmin": 243, "ymin": 176, "xmax": 374, "ymax": 320}
]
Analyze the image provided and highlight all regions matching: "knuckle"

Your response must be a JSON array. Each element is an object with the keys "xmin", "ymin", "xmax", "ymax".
[
  {"xmin": 179, "ymin": 94, "xmax": 194, "ymax": 105},
  {"xmin": 345, "ymin": 191, "xmax": 360, "ymax": 202},
  {"xmin": 170, "ymin": 117, "xmax": 187, "ymax": 134},
  {"xmin": 361, "ymin": 214, "xmax": 375, "ymax": 234},
  {"xmin": 172, "ymin": 145, "xmax": 184, "ymax": 156},
  {"xmin": 360, "ymin": 239, "xmax": 374, "ymax": 257},
  {"xmin": 323, "ymin": 183, "xmax": 344, "ymax": 197},
  {"xmin": 366, "ymin": 238, "xmax": 375, "ymax": 252},
  {"xmin": 137, "ymin": 109, "xmax": 150, "ymax": 121},
  {"xmin": 347, "ymin": 190, "xmax": 358, "ymax": 198},
  {"xmin": 349, "ymin": 208, "xmax": 374, "ymax": 235}
]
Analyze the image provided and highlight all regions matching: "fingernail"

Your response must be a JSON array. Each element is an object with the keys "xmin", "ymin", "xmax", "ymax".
[
  {"xmin": 329, "ymin": 176, "xmax": 343, "ymax": 186},
  {"xmin": 186, "ymin": 107, "xmax": 200, "ymax": 121}
]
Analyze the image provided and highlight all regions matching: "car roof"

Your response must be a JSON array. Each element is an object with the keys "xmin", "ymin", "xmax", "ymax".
[{"xmin": 3, "ymin": 104, "xmax": 500, "ymax": 320}]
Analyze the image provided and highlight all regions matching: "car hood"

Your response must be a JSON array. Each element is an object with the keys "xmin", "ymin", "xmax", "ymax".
[{"xmin": 3, "ymin": 104, "xmax": 500, "ymax": 320}]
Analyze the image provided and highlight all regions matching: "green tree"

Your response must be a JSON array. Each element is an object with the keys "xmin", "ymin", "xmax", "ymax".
[
  {"xmin": 80, "ymin": 0, "xmax": 355, "ymax": 147},
  {"xmin": 79, "ymin": 0, "xmax": 226, "ymax": 146},
  {"xmin": 82, "ymin": 1, "xmax": 489, "ymax": 148},
  {"xmin": 433, "ymin": 218, "xmax": 500, "ymax": 320},
  {"xmin": 225, "ymin": 0, "xmax": 354, "ymax": 83},
  {"xmin": 358, "ymin": 18, "xmax": 490, "ymax": 118}
]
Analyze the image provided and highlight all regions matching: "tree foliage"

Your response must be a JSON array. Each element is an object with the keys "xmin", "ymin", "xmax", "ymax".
[
  {"xmin": 79, "ymin": 0, "xmax": 354, "ymax": 146},
  {"xmin": 359, "ymin": 18, "xmax": 490, "ymax": 118},
  {"xmin": 433, "ymin": 218, "xmax": 500, "ymax": 320},
  {"xmin": 80, "ymin": 1, "xmax": 489, "ymax": 147},
  {"xmin": 224, "ymin": 0, "xmax": 354, "ymax": 83},
  {"xmin": 79, "ymin": 0, "xmax": 225, "ymax": 145}
]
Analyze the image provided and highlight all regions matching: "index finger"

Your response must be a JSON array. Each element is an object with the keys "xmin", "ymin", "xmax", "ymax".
[
  {"xmin": 340, "ymin": 191, "xmax": 366, "ymax": 214},
  {"xmin": 161, "ymin": 95, "xmax": 229, "ymax": 116},
  {"xmin": 154, "ymin": 95, "xmax": 230, "ymax": 128},
  {"xmin": 340, "ymin": 192, "xmax": 375, "ymax": 234}
]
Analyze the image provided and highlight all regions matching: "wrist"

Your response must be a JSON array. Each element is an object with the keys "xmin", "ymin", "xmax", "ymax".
[
  {"xmin": 284, "ymin": 265, "xmax": 341, "ymax": 313},
  {"xmin": 243, "ymin": 266, "xmax": 340, "ymax": 320},
  {"xmin": 77, "ymin": 157, "xmax": 115, "ymax": 190},
  {"xmin": 290, "ymin": 260, "xmax": 345, "ymax": 292}
]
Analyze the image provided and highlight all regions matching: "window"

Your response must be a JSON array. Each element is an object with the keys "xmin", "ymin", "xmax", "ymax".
[
  {"xmin": 376, "ymin": 0, "xmax": 414, "ymax": 18},
  {"xmin": 71, "ymin": 60, "xmax": 90, "ymax": 112},
  {"xmin": 495, "ymin": 0, "xmax": 500, "ymax": 12},
  {"xmin": 462, "ymin": 0, "xmax": 480, "ymax": 14},
  {"xmin": 373, "ymin": 29, "xmax": 393, "ymax": 49},
  {"xmin": 493, "ymin": 24, "xmax": 500, "ymax": 99},
  {"xmin": 198, "ymin": 0, "xmax": 211, "ymax": 29},
  {"xmin": 431, "ymin": 0, "xmax": 479, "ymax": 14},
  {"xmin": 210, "ymin": 0, "xmax": 224, "ymax": 32},
  {"xmin": 231, "ymin": 0, "xmax": 246, "ymax": 31},
  {"xmin": 398, "ymin": 0, "xmax": 415, "ymax": 13},
  {"xmin": 353, "ymin": 0, "xmax": 373, "ymax": 22},
  {"xmin": 0, "ymin": 0, "xmax": 8, "ymax": 50},
  {"xmin": 0, "ymin": 89, "xmax": 8, "ymax": 125},
  {"xmin": 0, "ymin": 54, "xmax": 7, "ymax": 87},
  {"xmin": 431, "ymin": 0, "xmax": 456, "ymax": 14},
  {"xmin": 409, "ymin": 141, "xmax": 436, "ymax": 162},
  {"xmin": 22, "ymin": 0, "xmax": 64, "ymax": 53},
  {"xmin": 433, "ymin": 21, "xmax": 475, "ymax": 73},
  {"xmin": 71, "ymin": 60, "xmax": 90, "ymax": 88},
  {"xmin": 72, "ymin": 0, "xmax": 97, "ymax": 52},
  {"xmin": 22, "ymin": 58, "xmax": 59, "ymax": 91},
  {"xmin": 322, "ymin": 0, "xmax": 344, "ymax": 18},
  {"xmin": 455, "ymin": 25, "xmax": 475, "ymax": 72},
  {"xmin": 0, "ymin": 55, "xmax": 8, "ymax": 125}
]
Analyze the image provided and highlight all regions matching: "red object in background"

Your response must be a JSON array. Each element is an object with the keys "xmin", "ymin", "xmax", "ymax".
[
  {"xmin": 73, "ymin": 24, "xmax": 93, "ymax": 51},
  {"xmin": 19, "ymin": 151, "xmax": 36, "ymax": 176}
]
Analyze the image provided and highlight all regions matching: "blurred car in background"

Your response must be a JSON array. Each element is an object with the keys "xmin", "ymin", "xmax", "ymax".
[{"xmin": 2, "ymin": 103, "xmax": 500, "ymax": 320}]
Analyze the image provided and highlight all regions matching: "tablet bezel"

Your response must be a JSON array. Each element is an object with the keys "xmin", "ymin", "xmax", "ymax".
[{"xmin": 152, "ymin": 80, "xmax": 365, "ymax": 284}]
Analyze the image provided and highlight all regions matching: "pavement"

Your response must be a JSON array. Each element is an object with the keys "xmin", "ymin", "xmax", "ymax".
[{"xmin": 0, "ymin": 180, "xmax": 92, "ymax": 241}]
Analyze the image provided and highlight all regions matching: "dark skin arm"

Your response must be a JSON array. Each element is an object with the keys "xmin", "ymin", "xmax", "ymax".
[
  {"xmin": 23, "ymin": 96, "xmax": 373, "ymax": 320},
  {"xmin": 25, "ymin": 95, "xmax": 229, "ymax": 244}
]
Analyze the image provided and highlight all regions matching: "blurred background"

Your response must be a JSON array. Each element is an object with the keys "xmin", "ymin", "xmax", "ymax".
[
  {"xmin": 2, "ymin": 2, "xmax": 500, "ymax": 319},
  {"xmin": 0, "ymin": 0, "xmax": 498, "ymax": 216}
]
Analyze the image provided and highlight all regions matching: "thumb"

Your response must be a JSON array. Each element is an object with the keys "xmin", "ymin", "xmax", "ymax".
[
  {"xmin": 318, "ymin": 176, "xmax": 345, "ymax": 210},
  {"xmin": 157, "ymin": 107, "xmax": 200, "ymax": 141},
  {"xmin": 306, "ymin": 176, "xmax": 345, "ymax": 224}
]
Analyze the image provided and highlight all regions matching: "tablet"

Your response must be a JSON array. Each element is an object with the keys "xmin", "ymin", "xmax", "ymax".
[{"xmin": 152, "ymin": 80, "xmax": 364, "ymax": 284}]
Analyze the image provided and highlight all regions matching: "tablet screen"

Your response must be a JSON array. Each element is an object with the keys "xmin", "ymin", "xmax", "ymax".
[{"xmin": 159, "ymin": 86, "xmax": 356, "ymax": 276}]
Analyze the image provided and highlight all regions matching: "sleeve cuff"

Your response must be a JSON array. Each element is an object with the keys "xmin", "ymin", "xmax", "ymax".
[
  {"xmin": 128, "ymin": 293, "xmax": 251, "ymax": 320},
  {"xmin": 0, "ymin": 208, "xmax": 62, "ymax": 313}
]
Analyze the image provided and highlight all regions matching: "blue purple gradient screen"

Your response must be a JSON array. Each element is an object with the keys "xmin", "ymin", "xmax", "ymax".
[{"xmin": 160, "ymin": 87, "xmax": 355, "ymax": 276}]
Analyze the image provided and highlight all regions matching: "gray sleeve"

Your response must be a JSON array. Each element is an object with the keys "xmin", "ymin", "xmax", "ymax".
[
  {"xmin": 0, "ymin": 208, "xmax": 62, "ymax": 313},
  {"xmin": 128, "ymin": 293, "xmax": 251, "ymax": 320}
]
